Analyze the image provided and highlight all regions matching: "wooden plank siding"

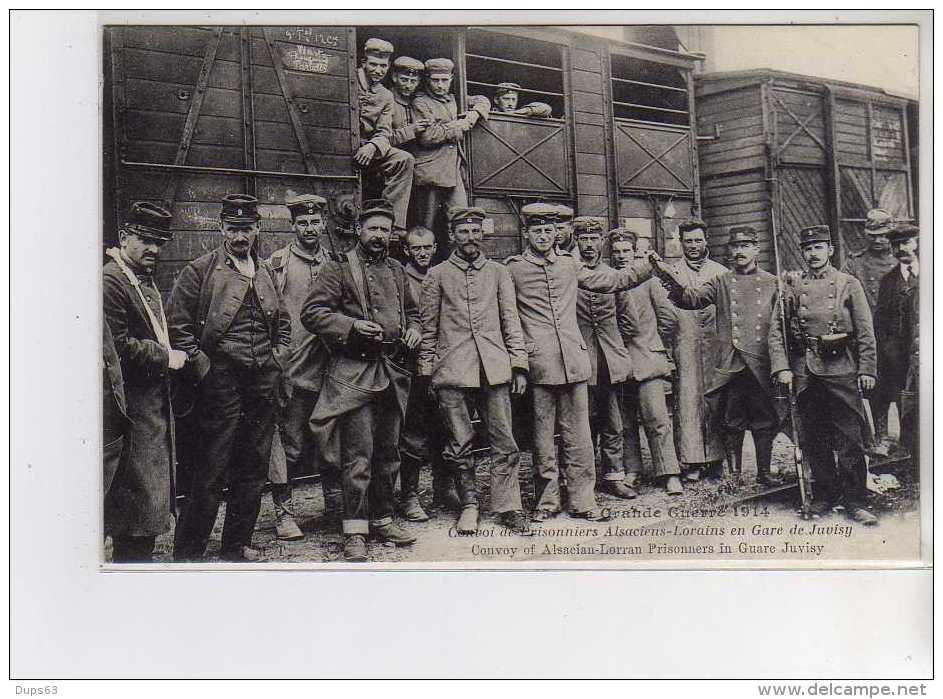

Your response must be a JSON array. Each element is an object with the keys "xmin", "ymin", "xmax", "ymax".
[{"xmin": 569, "ymin": 42, "xmax": 612, "ymax": 218}]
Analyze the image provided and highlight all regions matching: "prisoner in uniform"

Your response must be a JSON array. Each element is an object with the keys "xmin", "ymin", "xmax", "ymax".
[
  {"xmin": 398, "ymin": 225, "xmax": 457, "ymax": 521},
  {"xmin": 264, "ymin": 194, "xmax": 337, "ymax": 540},
  {"xmin": 493, "ymin": 82, "xmax": 553, "ymax": 118},
  {"xmin": 389, "ymin": 56, "xmax": 429, "ymax": 149},
  {"xmin": 504, "ymin": 203, "xmax": 656, "ymax": 521},
  {"xmin": 169, "ymin": 194, "xmax": 291, "ymax": 561},
  {"xmin": 419, "ymin": 207, "xmax": 531, "ymax": 535},
  {"xmin": 412, "ymin": 58, "xmax": 491, "ymax": 240},
  {"xmin": 874, "ymin": 222, "xmax": 919, "ymax": 456},
  {"xmin": 769, "ymin": 225, "xmax": 878, "ymax": 525},
  {"xmin": 552, "ymin": 204, "xmax": 576, "ymax": 256},
  {"xmin": 666, "ymin": 219, "xmax": 727, "ymax": 481},
  {"xmin": 301, "ymin": 199, "xmax": 422, "ymax": 562},
  {"xmin": 609, "ymin": 229, "xmax": 684, "ymax": 496},
  {"xmin": 843, "ymin": 208, "xmax": 901, "ymax": 453},
  {"xmin": 103, "ymin": 202, "xmax": 183, "ymax": 562},
  {"xmin": 354, "ymin": 38, "xmax": 414, "ymax": 231},
  {"xmin": 658, "ymin": 226, "xmax": 783, "ymax": 487},
  {"xmin": 572, "ymin": 217, "xmax": 636, "ymax": 499}
]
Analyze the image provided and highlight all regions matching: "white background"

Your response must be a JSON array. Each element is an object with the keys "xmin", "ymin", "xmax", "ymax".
[{"xmin": 7, "ymin": 9, "xmax": 934, "ymax": 687}]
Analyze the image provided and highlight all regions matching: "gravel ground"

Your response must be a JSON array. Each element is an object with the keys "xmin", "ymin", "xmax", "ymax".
[{"xmin": 129, "ymin": 431, "xmax": 921, "ymax": 566}]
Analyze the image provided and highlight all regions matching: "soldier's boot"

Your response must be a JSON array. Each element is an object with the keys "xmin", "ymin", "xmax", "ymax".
[
  {"xmin": 871, "ymin": 413, "xmax": 890, "ymax": 456},
  {"xmin": 272, "ymin": 484, "xmax": 304, "ymax": 541},
  {"xmin": 455, "ymin": 466, "xmax": 480, "ymax": 535},
  {"xmin": 724, "ymin": 431, "xmax": 745, "ymax": 485},
  {"xmin": 371, "ymin": 521, "xmax": 417, "ymax": 546},
  {"xmin": 753, "ymin": 429, "xmax": 782, "ymax": 487},
  {"xmin": 398, "ymin": 455, "xmax": 430, "ymax": 522},
  {"xmin": 432, "ymin": 462, "xmax": 462, "ymax": 512},
  {"xmin": 343, "ymin": 534, "xmax": 369, "ymax": 562}
]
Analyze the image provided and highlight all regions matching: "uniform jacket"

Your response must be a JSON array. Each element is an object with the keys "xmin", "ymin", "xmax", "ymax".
[
  {"xmin": 618, "ymin": 278, "xmax": 673, "ymax": 383},
  {"xmin": 391, "ymin": 90, "xmax": 420, "ymax": 148},
  {"xmin": 168, "ymin": 245, "xmax": 291, "ymax": 378},
  {"xmin": 769, "ymin": 265, "xmax": 877, "ymax": 381},
  {"xmin": 265, "ymin": 243, "xmax": 330, "ymax": 393},
  {"xmin": 497, "ymin": 102, "xmax": 553, "ymax": 118},
  {"xmin": 103, "ymin": 258, "xmax": 175, "ymax": 537},
  {"xmin": 575, "ymin": 260, "xmax": 632, "ymax": 385},
  {"xmin": 673, "ymin": 267, "xmax": 779, "ymax": 395},
  {"xmin": 419, "ymin": 251, "xmax": 527, "ymax": 389},
  {"xmin": 842, "ymin": 249, "xmax": 898, "ymax": 310},
  {"xmin": 504, "ymin": 250, "xmax": 652, "ymax": 385},
  {"xmin": 357, "ymin": 68, "xmax": 395, "ymax": 157},
  {"xmin": 874, "ymin": 262, "xmax": 919, "ymax": 386},
  {"xmin": 412, "ymin": 91, "xmax": 490, "ymax": 188},
  {"xmin": 301, "ymin": 246, "xmax": 421, "ymax": 398}
]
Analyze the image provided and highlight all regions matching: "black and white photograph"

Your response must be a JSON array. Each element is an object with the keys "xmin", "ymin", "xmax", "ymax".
[{"xmin": 10, "ymin": 9, "xmax": 932, "ymax": 682}]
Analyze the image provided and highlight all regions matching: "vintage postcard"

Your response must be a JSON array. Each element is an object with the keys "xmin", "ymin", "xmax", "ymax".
[{"xmin": 97, "ymin": 16, "xmax": 927, "ymax": 569}]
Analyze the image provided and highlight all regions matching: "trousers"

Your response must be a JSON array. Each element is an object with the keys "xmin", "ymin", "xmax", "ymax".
[
  {"xmin": 437, "ymin": 382, "xmax": 522, "ymax": 514},
  {"xmin": 798, "ymin": 378, "xmax": 869, "ymax": 509},
  {"xmin": 112, "ymin": 534, "xmax": 156, "ymax": 563},
  {"xmin": 399, "ymin": 379, "xmax": 448, "ymax": 495},
  {"xmin": 621, "ymin": 378, "xmax": 681, "ymax": 478},
  {"xmin": 590, "ymin": 383, "xmax": 625, "ymax": 482},
  {"xmin": 709, "ymin": 369, "xmax": 779, "ymax": 475},
  {"xmin": 411, "ymin": 178, "xmax": 468, "ymax": 251},
  {"xmin": 338, "ymin": 385, "xmax": 403, "ymax": 535},
  {"xmin": 366, "ymin": 147, "xmax": 414, "ymax": 230},
  {"xmin": 532, "ymin": 382, "xmax": 597, "ymax": 513},
  {"xmin": 173, "ymin": 355, "xmax": 279, "ymax": 559}
]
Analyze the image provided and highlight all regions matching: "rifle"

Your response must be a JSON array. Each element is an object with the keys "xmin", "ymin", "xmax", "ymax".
[{"xmin": 768, "ymin": 176, "xmax": 813, "ymax": 519}]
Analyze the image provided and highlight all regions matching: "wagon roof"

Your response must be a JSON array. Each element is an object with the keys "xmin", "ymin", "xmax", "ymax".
[{"xmin": 695, "ymin": 68, "xmax": 917, "ymax": 102}]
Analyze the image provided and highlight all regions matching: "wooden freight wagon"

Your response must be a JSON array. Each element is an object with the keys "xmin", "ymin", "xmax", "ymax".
[
  {"xmin": 694, "ymin": 69, "xmax": 916, "ymax": 271},
  {"xmin": 103, "ymin": 24, "xmax": 705, "ymax": 290}
]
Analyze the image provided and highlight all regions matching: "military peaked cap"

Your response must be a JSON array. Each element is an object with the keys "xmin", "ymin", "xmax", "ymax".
[
  {"xmin": 727, "ymin": 225, "xmax": 758, "ymax": 244},
  {"xmin": 520, "ymin": 202, "xmax": 558, "ymax": 226},
  {"xmin": 551, "ymin": 204, "xmax": 574, "ymax": 221},
  {"xmin": 608, "ymin": 228, "xmax": 637, "ymax": 244},
  {"xmin": 887, "ymin": 223, "xmax": 919, "ymax": 243},
  {"xmin": 220, "ymin": 194, "xmax": 260, "ymax": 223},
  {"xmin": 363, "ymin": 38, "xmax": 394, "ymax": 56},
  {"xmin": 572, "ymin": 216, "xmax": 604, "ymax": 235},
  {"xmin": 425, "ymin": 58, "xmax": 454, "ymax": 75},
  {"xmin": 125, "ymin": 201, "xmax": 173, "ymax": 241},
  {"xmin": 286, "ymin": 194, "xmax": 327, "ymax": 219},
  {"xmin": 495, "ymin": 82, "xmax": 521, "ymax": 96},
  {"xmin": 447, "ymin": 206, "xmax": 487, "ymax": 226},
  {"xmin": 798, "ymin": 224, "xmax": 832, "ymax": 247},
  {"xmin": 359, "ymin": 198, "xmax": 396, "ymax": 222},
  {"xmin": 864, "ymin": 208, "xmax": 895, "ymax": 235},
  {"xmin": 392, "ymin": 56, "xmax": 424, "ymax": 73}
]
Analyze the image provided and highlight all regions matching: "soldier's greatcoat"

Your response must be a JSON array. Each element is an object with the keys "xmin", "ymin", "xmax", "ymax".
[
  {"xmin": 575, "ymin": 260, "xmax": 632, "ymax": 386},
  {"xmin": 842, "ymin": 249, "xmax": 898, "ymax": 311},
  {"xmin": 103, "ymin": 257, "xmax": 175, "ymax": 537},
  {"xmin": 665, "ymin": 257, "xmax": 727, "ymax": 463}
]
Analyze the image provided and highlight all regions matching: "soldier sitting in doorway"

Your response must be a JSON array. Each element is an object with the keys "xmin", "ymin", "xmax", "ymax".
[
  {"xmin": 411, "ymin": 58, "xmax": 491, "ymax": 243},
  {"xmin": 354, "ymin": 38, "xmax": 414, "ymax": 234},
  {"xmin": 493, "ymin": 82, "xmax": 553, "ymax": 119}
]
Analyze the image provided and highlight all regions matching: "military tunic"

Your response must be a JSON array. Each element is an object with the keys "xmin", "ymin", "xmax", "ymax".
[
  {"xmin": 665, "ymin": 257, "xmax": 727, "ymax": 465},
  {"xmin": 391, "ymin": 90, "xmax": 420, "ymax": 148},
  {"xmin": 842, "ymin": 249, "xmax": 898, "ymax": 311}
]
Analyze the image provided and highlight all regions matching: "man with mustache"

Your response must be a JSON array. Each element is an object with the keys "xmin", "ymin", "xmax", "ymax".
[
  {"xmin": 169, "ymin": 194, "xmax": 292, "ymax": 561},
  {"xmin": 609, "ymin": 229, "xmax": 684, "ymax": 495},
  {"xmin": 302, "ymin": 199, "xmax": 422, "ymax": 562},
  {"xmin": 103, "ymin": 201, "xmax": 183, "ymax": 562},
  {"xmin": 505, "ymin": 203, "xmax": 657, "ymax": 521},
  {"xmin": 397, "ymin": 226, "xmax": 457, "ymax": 520},
  {"xmin": 573, "ymin": 218, "xmax": 636, "ymax": 499},
  {"xmin": 264, "ymin": 194, "xmax": 339, "ymax": 540},
  {"xmin": 845, "ymin": 209, "xmax": 904, "ymax": 455},
  {"xmin": 874, "ymin": 222, "xmax": 920, "ymax": 457},
  {"xmin": 354, "ymin": 38, "xmax": 414, "ymax": 232},
  {"xmin": 657, "ymin": 226, "xmax": 784, "ymax": 487},
  {"xmin": 665, "ymin": 219, "xmax": 727, "ymax": 482},
  {"xmin": 411, "ymin": 58, "xmax": 491, "ymax": 244},
  {"xmin": 768, "ymin": 225, "xmax": 878, "ymax": 525},
  {"xmin": 419, "ymin": 207, "xmax": 531, "ymax": 534},
  {"xmin": 493, "ymin": 82, "xmax": 553, "ymax": 118}
]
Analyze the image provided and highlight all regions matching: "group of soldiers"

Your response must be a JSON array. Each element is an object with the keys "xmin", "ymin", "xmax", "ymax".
[
  {"xmin": 351, "ymin": 37, "xmax": 551, "ymax": 251},
  {"xmin": 101, "ymin": 36, "xmax": 920, "ymax": 564}
]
